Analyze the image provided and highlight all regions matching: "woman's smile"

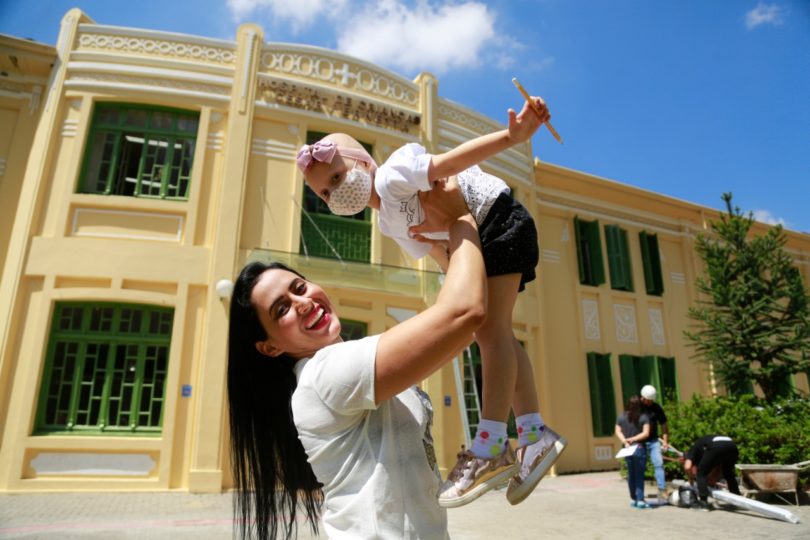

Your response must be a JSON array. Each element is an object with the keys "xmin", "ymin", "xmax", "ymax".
[{"xmin": 305, "ymin": 305, "xmax": 330, "ymax": 330}]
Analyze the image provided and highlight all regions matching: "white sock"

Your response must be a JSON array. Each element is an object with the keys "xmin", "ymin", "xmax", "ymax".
[
  {"xmin": 516, "ymin": 412, "xmax": 545, "ymax": 447},
  {"xmin": 471, "ymin": 419, "xmax": 508, "ymax": 458}
]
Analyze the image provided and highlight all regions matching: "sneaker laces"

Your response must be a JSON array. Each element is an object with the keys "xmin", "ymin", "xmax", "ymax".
[{"xmin": 446, "ymin": 448, "xmax": 476, "ymax": 482}]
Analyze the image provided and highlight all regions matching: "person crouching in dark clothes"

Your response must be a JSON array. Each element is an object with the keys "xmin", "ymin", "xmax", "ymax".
[{"xmin": 683, "ymin": 435, "xmax": 741, "ymax": 509}]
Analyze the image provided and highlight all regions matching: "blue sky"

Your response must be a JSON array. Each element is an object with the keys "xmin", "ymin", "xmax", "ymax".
[{"xmin": 2, "ymin": 1, "xmax": 809, "ymax": 233}]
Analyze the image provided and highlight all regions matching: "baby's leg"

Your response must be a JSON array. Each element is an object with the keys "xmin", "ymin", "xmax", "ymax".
[
  {"xmin": 511, "ymin": 336, "xmax": 539, "ymax": 416},
  {"xmin": 475, "ymin": 273, "xmax": 522, "ymax": 424}
]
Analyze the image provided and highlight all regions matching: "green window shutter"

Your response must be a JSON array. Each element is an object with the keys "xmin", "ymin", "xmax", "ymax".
[
  {"xmin": 657, "ymin": 356, "xmax": 679, "ymax": 402},
  {"xmin": 574, "ymin": 217, "xmax": 605, "ymax": 286},
  {"xmin": 639, "ymin": 355, "xmax": 660, "ymax": 391},
  {"xmin": 574, "ymin": 217, "xmax": 587, "ymax": 284},
  {"xmin": 586, "ymin": 352, "xmax": 616, "ymax": 437},
  {"xmin": 605, "ymin": 225, "xmax": 633, "ymax": 291},
  {"xmin": 639, "ymin": 232, "xmax": 664, "ymax": 295},
  {"xmin": 589, "ymin": 221, "xmax": 606, "ymax": 285},
  {"xmin": 618, "ymin": 354, "xmax": 638, "ymax": 407}
]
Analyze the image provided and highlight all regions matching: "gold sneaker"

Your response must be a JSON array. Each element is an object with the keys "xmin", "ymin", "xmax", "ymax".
[
  {"xmin": 506, "ymin": 426, "xmax": 568, "ymax": 505},
  {"xmin": 438, "ymin": 444, "xmax": 519, "ymax": 508}
]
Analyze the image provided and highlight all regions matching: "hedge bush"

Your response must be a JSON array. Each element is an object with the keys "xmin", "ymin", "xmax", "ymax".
[{"xmin": 659, "ymin": 394, "xmax": 810, "ymax": 490}]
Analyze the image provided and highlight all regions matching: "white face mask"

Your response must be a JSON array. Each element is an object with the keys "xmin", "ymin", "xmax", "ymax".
[{"xmin": 327, "ymin": 165, "xmax": 372, "ymax": 216}]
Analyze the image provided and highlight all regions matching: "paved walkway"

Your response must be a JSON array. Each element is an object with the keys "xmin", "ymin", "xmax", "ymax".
[{"xmin": 1, "ymin": 471, "xmax": 807, "ymax": 539}]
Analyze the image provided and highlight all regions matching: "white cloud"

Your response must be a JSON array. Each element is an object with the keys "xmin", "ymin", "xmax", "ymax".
[
  {"xmin": 222, "ymin": 0, "xmax": 533, "ymax": 75},
  {"xmin": 225, "ymin": 0, "xmax": 347, "ymax": 31},
  {"xmin": 752, "ymin": 209, "xmax": 787, "ymax": 227},
  {"xmin": 336, "ymin": 1, "xmax": 499, "ymax": 74},
  {"xmin": 745, "ymin": 2, "xmax": 786, "ymax": 30}
]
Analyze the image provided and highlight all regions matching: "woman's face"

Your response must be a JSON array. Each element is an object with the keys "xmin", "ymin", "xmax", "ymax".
[{"xmin": 251, "ymin": 268, "xmax": 342, "ymax": 359}]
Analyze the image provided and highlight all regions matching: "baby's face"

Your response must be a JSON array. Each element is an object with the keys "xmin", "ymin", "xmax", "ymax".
[
  {"xmin": 305, "ymin": 156, "xmax": 372, "ymax": 205},
  {"xmin": 305, "ymin": 155, "xmax": 350, "ymax": 205}
]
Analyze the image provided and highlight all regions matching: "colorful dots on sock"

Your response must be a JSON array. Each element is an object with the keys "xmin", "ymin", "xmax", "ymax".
[
  {"xmin": 490, "ymin": 444, "xmax": 502, "ymax": 456},
  {"xmin": 480, "ymin": 431, "xmax": 489, "ymax": 439}
]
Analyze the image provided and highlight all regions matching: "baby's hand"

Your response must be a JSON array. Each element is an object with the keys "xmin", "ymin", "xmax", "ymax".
[{"xmin": 508, "ymin": 96, "xmax": 550, "ymax": 143}]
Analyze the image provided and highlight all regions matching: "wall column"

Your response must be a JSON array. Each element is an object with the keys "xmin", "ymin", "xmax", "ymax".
[
  {"xmin": 0, "ymin": 8, "xmax": 93, "ymax": 490},
  {"xmin": 187, "ymin": 23, "xmax": 263, "ymax": 492}
]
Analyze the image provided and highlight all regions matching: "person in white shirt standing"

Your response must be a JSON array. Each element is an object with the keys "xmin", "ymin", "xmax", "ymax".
[
  {"xmin": 228, "ymin": 178, "xmax": 484, "ymax": 539},
  {"xmin": 296, "ymin": 94, "xmax": 566, "ymax": 508}
]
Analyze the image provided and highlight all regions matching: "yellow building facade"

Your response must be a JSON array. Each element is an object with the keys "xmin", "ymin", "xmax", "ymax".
[{"xmin": 1, "ymin": 9, "xmax": 809, "ymax": 493}]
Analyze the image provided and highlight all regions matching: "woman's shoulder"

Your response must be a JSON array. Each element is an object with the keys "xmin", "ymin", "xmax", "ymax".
[{"xmin": 297, "ymin": 335, "xmax": 381, "ymax": 385}]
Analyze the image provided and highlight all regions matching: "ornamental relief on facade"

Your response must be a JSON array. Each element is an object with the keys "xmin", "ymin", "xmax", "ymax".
[
  {"xmin": 613, "ymin": 304, "xmax": 638, "ymax": 343},
  {"xmin": 582, "ymin": 299, "xmax": 601, "ymax": 341},
  {"xmin": 257, "ymin": 78, "xmax": 421, "ymax": 135},
  {"xmin": 260, "ymin": 50, "xmax": 418, "ymax": 108},
  {"xmin": 648, "ymin": 308, "xmax": 665, "ymax": 345},
  {"xmin": 77, "ymin": 33, "xmax": 236, "ymax": 65},
  {"xmin": 438, "ymin": 103, "xmax": 500, "ymax": 136}
]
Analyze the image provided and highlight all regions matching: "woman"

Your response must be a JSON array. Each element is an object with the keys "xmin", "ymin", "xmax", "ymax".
[
  {"xmin": 228, "ymin": 177, "xmax": 486, "ymax": 539},
  {"xmin": 615, "ymin": 395, "xmax": 651, "ymax": 509}
]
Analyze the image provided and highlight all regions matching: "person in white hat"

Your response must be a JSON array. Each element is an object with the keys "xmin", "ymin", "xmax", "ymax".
[{"xmin": 640, "ymin": 385, "xmax": 670, "ymax": 502}]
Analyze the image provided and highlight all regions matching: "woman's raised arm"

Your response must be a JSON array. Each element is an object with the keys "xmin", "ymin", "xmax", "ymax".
[{"xmin": 374, "ymin": 179, "xmax": 487, "ymax": 403}]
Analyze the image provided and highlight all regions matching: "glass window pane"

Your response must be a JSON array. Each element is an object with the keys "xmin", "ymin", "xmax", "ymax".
[
  {"xmin": 125, "ymin": 109, "xmax": 148, "ymax": 128},
  {"xmin": 83, "ymin": 132, "xmax": 118, "ymax": 194},
  {"xmin": 97, "ymin": 107, "xmax": 120, "ymax": 126},
  {"xmin": 38, "ymin": 303, "xmax": 174, "ymax": 434},
  {"xmin": 150, "ymin": 111, "xmax": 174, "ymax": 131},
  {"xmin": 80, "ymin": 105, "xmax": 198, "ymax": 200}
]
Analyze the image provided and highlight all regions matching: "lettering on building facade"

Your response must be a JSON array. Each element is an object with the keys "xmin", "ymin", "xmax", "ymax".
[{"xmin": 257, "ymin": 79, "xmax": 421, "ymax": 135}]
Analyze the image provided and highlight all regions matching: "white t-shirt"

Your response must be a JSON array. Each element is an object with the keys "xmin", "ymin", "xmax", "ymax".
[
  {"xmin": 291, "ymin": 335, "xmax": 449, "ymax": 540},
  {"xmin": 375, "ymin": 143, "xmax": 510, "ymax": 259}
]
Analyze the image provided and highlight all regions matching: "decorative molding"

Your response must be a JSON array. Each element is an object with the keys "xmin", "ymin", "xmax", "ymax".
[
  {"xmin": 260, "ymin": 48, "xmax": 419, "ymax": 107},
  {"xmin": 561, "ymin": 223, "xmax": 570, "ymax": 243},
  {"xmin": 613, "ymin": 304, "xmax": 638, "ymax": 343},
  {"xmin": 30, "ymin": 452, "xmax": 155, "ymax": 476},
  {"xmin": 71, "ymin": 208, "xmax": 184, "ymax": 242},
  {"xmin": 537, "ymin": 195, "xmax": 686, "ymax": 235},
  {"xmin": 670, "ymin": 272, "xmax": 686, "ymax": 285},
  {"xmin": 0, "ymin": 82, "xmax": 42, "ymax": 113},
  {"xmin": 66, "ymin": 73, "xmax": 230, "ymax": 100},
  {"xmin": 62, "ymin": 119, "xmax": 79, "ymax": 137},
  {"xmin": 541, "ymin": 249, "xmax": 560, "ymax": 263},
  {"xmin": 648, "ymin": 308, "xmax": 665, "ymax": 345},
  {"xmin": 594, "ymin": 445, "xmax": 613, "ymax": 461},
  {"xmin": 582, "ymin": 299, "xmax": 601, "ymax": 341},
  {"xmin": 438, "ymin": 102, "xmax": 501, "ymax": 135},
  {"xmin": 286, "ymin": 124, "xmax": 299, "ymax": 136},
  {"xmin": 251, "ymin": 137, "xmax": 297, "ymax": 160},
  {"xmin": 76, "ymin": 31, "xmax": 236, "ymax": 65},
  {"xmin": 207, "ymin": 133, "xmax": 224, "ymax": 151},
  {"xmin": 0, "ymin": 158, "xmax": 6, "ymax": 177}
]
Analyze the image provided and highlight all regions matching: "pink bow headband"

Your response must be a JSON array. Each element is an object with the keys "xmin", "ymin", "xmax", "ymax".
[{"xmin": 296, "ymin": 139, "xmax": 373, "ymax": 174}]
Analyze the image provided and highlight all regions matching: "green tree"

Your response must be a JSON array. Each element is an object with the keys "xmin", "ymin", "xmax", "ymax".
[{"xmin": 685, "ymin": 193, "xmax": 810, "ymax": 401}]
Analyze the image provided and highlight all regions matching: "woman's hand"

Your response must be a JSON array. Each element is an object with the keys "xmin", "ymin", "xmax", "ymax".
[{"xmin": 409, "ymin": 176, "xmax": 469, "ymax": 238}]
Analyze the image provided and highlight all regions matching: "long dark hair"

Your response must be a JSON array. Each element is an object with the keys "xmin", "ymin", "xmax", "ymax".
[
  {"xmin": 227, "ymin": 261, "xmax": 322, "ymax": 540},
  {"xmin": 626, "ymin": 395, "xmax": 642, "ymax": 425}
]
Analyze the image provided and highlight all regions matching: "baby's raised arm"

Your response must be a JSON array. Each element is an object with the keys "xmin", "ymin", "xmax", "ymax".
[{"xmin": 427, "ymin": 96, "xmax": 550, "ymax": 181}]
